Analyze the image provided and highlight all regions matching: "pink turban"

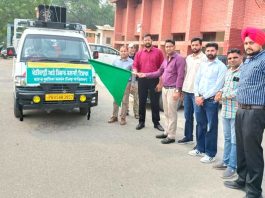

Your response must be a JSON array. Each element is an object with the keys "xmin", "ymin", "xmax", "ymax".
[{"xmin": 241, "ymin": 27, "xmax": 265, "ymax": 46}]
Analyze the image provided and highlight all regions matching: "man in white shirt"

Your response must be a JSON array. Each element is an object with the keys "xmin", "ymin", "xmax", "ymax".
[{"xmin": 178, "ymin": 37, "xmax": 206, "ymax": 144}]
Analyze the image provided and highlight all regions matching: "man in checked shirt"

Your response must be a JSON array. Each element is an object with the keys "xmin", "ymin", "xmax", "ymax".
[{"xmin": 213, "ymin": 48, "xmax": 242, "ymax": 179}]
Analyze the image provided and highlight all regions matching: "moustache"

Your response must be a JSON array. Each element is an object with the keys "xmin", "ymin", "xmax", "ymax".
[{"xmin": 145, "ymin": 43, "xmax": 151, "ymax": 47}]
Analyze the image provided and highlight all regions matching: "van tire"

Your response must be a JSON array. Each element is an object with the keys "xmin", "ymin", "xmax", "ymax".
[
  {"xmin": 79, "ymin": 107, "xmax": 88, "ymax": 115},
  {"xmin": 14, "ymin": 100, "xmax": 23, "ymax": 118}
]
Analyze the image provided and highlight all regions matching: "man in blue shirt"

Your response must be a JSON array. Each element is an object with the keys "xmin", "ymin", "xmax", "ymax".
[
  {"xmin": 188, "ymin": 43, "xmax": 227, "ymax": 163},
  {"xmin": 108, "ymin": 46, "xmax": 133, "ymax": 125},
  {"xmin": 224, "ymin": 27, "xmax": 265, "ymax": 198}
]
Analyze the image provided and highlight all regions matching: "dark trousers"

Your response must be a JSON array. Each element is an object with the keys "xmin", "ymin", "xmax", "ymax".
[
  {"xmin": 138, "ymin": 78, "xmax": 160, "ymax": 125},
  {"xmin": 183, "ymin": 92, "xmax": 196, "ymax": 141},
  {"xmin": 194, "ymin": 99, "xmax": 219, "ymax": 157},
  {"xmin": 235, "ymin": 108, "xmax": 265, "ymax": 198}
]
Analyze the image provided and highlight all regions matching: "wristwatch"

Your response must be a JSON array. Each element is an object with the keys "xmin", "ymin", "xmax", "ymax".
[{"xmin": 175, "ymin": 89, "xmax": 181, "ymax": 93}]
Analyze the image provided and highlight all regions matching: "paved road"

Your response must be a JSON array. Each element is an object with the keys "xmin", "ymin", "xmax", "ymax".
[{"xmin": 0, "ymin": 58, "xmax": 263, "ymax": 198}]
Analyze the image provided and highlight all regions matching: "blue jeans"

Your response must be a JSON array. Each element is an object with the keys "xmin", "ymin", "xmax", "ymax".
[
  {"xmin": 195, "ymin": 98, "xmax": 219, "ymax": 157},
  {"xmin": 183, "ymin": 92, "xmax": 196, "ymax": 141},
  {"xmin": 222, "ymin": 117, "xmax": 237, "ymax": 170}
]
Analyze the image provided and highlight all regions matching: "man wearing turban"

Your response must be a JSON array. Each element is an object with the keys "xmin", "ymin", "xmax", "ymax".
[{"xmin": 224, "ymin": 27, "xmax": 265, "ymax": 198}]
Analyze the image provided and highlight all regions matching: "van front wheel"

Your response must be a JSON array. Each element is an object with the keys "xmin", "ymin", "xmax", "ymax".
[
  {"xmin": 14, "ymin": 100, "xmax": 23, "ymax": 118},
  {"xmin": 79, "ymin": 107, "xmax": 88, "ymax": 115}
]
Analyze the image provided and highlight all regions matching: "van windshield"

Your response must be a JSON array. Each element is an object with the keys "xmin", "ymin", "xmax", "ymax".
[{"xmin": 21, "ymin": 34, "xmax": 90, "ymax": 62}]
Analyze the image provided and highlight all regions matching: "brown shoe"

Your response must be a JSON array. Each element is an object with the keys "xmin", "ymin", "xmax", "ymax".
[
  {"xmin": 120, "ymin": 118, "xmax": 126, "ymax": 125},
  {"xmin": 108, "ymin": 117, "xmax": 118, "ymax": 123}
]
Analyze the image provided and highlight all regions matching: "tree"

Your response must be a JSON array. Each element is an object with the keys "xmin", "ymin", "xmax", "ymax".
[
  {"xmin": 52, "ymin": 0, "xmax": 114, "ymax": 27},
  {"xmin": 0, "ymin": 0, "xmax": 114, "ymax": 44}
]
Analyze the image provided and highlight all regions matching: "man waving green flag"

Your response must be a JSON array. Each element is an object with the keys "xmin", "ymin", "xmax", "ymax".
[{"xmin": 89, "ymin": 59, "xmax": 132, "ymax": 107}]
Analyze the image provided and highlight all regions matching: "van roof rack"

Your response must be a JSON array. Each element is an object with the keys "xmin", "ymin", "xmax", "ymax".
[{"xmin": 27, "ymin": 20, "xmax": 86, "ymax": 32}]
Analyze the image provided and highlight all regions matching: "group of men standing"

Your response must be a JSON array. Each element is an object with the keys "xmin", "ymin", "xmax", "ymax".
[{"xmin": 108, "ymin": 27, "xmax": 265, "ymax": 198}]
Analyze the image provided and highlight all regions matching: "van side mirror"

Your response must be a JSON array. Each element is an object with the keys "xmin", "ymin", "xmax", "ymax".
[
  {"xmin": 7, "ymin": 47, "xmax": 17, "ymax": 57},
  {"xmin": 93, "ymin": 51, "xmax": 99, "ymax": 59}
]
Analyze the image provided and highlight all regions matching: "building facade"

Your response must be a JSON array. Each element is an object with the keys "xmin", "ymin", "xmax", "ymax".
[
  {"xmin": 111, "ymin": 0, "xmax": 265, "ymax": 56},
  {"xmin": 86, "ymin": 25, "xmax": 114, "ymax": 45}
]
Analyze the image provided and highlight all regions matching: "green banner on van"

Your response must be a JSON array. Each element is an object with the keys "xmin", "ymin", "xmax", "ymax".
[{"xmin": 26, "ymin": 62, "xmax": 93, "ymax": 85}]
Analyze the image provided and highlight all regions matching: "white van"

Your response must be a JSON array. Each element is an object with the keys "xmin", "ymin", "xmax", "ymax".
[{"xmin": 7, "ymin": 20, "xmax": 98, "ymax": 121}]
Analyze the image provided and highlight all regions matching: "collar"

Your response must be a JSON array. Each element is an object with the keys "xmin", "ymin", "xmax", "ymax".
[
  {"xmin": 229, "ymin": 65, "xmax": 241, "ymax": 73},
  {"xmin": 119, "ymin": 57, "xmax": 130, "ymax": 61},
  {"xmin": 192, "ymin": 51, "xmax": 204, "ymax": 58},
  {"xmin": 249, "ymin": 50, "xmax": 265, "ymax": 60},
  {"xmin": 167, "ymin": 52, "xmax": 177, "ymax": 60},
  {"xmin": 144, "ymin": 46, "xmax": 154, "ymax": 52},
  {"xmin": 206, "ymin": 58, "xmax": 218, "ymax": 64}
]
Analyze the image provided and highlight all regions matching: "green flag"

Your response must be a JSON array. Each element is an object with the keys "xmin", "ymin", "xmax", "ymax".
[{"xmin": 89, "ymin": 59, "xmax": 131, "ymax": 106}]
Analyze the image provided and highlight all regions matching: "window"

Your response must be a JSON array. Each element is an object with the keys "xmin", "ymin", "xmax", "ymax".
[
  {"xmin": 216, "ymin": 32, "xmax": 225, "ymax": 42},
  {"xmin": 88, "ymin": 33, "xmax": 95, "ymax": 38},
  {"xmin": 102, "ymin": 47, "xmax": 118, "ymax": 55},
  {"xmin": 172, "ymin": 33, "xmax": 185, "ymax": 41},
  {"xmin": 21, "ymin": 34, "xmax": 90, "ymax": 62},
  {"xmin": 117, "ymin": 0, "xmax": 127, "ymax": 8},
  {"xmin": 106, "ymin": 37, "xmax": 111, "ymax": 44},
  {"xmin": 202, "ymin": 32, "xmax": 216, "ymax": 41},
  {"xmin": 151, "ymin": 34, "xmax": 159, "ymax": 41},
  {"xmin": 92, "ymin": 45, "xmax": 103, "ymax": 53},
  {"xmin": 202, "ymin": 32, "xmax": 225, "ymax": 42}
]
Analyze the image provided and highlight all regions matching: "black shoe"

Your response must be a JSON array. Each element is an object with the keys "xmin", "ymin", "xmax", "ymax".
[
  {"xmin": 243, "ymin": 195, "xmax": 263, "ymax": 198},
  {"xmin": 156, "ymin": 134, "xmax": 167, "ymax": 139},
  {"xmin": 154, "ymin": 124, "xmax": 164, "ymax": 131},
  {"xmin": 178, "ymin": 137, "xmax": 193, "ymax": 144},
  {"xmin": 136, "ymin": 123, "xmax": 145, "ymax": 130},
  {"xmin": 224, "ymin": 180, "xmax": 245, "ymax": 190},
  {"xmin": 161, "ymin": 138, "xmax": 175, "ymax": 144}
]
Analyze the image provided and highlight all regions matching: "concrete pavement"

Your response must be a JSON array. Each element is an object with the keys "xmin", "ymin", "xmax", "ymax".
[{"xmin": 0, "ymin": 58, "xmax": 264, "ymax": 198}]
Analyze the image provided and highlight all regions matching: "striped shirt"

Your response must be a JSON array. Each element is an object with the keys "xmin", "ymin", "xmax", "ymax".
[
  {"xmin": 237, "ymin": 50, "xmax": 265, "ymax": 105},
  {"xmin": 221, "ymin": 67, "xmax": 240, "ymax": 118}
]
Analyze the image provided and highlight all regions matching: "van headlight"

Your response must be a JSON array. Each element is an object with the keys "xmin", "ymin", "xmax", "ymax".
[{"xmin": 15, "ymin": 76, "xmax": 26, "ymax": 86}]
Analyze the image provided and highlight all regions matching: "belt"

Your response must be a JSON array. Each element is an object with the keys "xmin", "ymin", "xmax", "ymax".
[
  {"xmin": 199, "ymin": 94, "xmax": 215, "ymax": 100},
  {"xmin": 239, "ymin": 104, "xmax": 265, "ymax": 110},
  {"xmin": 163, "ymin": 86, "xmax": 175, "ymax": 89},
  {"xmin": 206, "ymin": 96, "xmax": 215, "ymax": 100}
]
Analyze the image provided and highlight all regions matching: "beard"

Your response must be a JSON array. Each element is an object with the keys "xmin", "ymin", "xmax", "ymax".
[
  {"xmin": 245, "ymin": 49, "xmax": 261, "ymax": 57},
  {"xmin": 206, "ymin": 54, "xmax": 217, "ymax": 60},
  {"xmin": 192, "ymin": 48, "xmax": 200, "ymax": 54},
  {"xmin": 145, "ymin": 43, "xmax": 152, "ymax": 48}
]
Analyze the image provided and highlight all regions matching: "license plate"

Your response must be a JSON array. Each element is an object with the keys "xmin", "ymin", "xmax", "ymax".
[{"xmin": 45, "ymin": 93, "xmax": 74, "ymax": 101}]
